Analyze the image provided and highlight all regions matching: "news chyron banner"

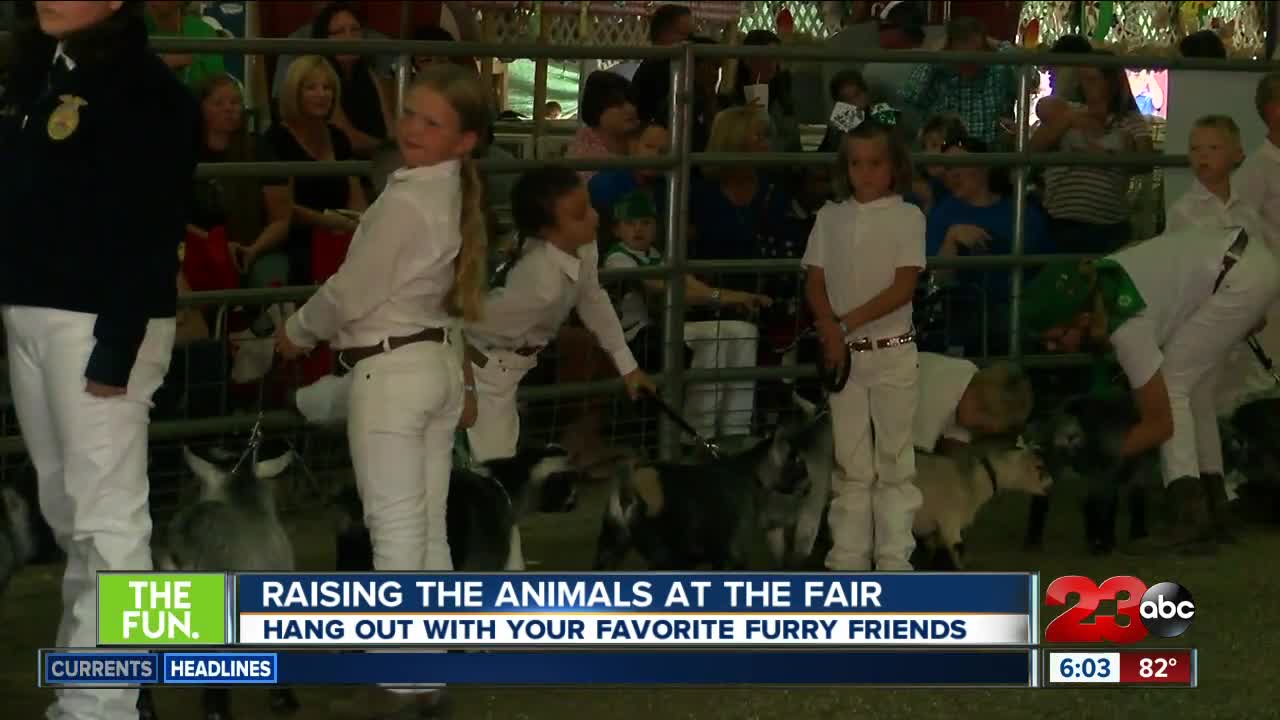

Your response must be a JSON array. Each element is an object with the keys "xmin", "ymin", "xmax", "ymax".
[{"xmin": 40, "ymin": 572, "xmax": 1040, "ymax": 687}]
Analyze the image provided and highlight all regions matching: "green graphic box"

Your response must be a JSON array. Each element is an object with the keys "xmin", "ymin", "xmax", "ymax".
[{"xmin": 97, "ymin": 573, "xmax": 227, "ymax": 646}]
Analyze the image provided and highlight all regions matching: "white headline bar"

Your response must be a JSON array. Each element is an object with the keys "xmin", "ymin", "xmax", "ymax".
[{"xmin": 236, "ymin": 613, "xmax": 1030, "ymax": 646}]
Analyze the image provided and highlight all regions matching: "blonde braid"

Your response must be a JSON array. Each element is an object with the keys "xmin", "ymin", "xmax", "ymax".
[{"xmin": 446, "ymin": 157, "xmax": 489, "ymax": 322}]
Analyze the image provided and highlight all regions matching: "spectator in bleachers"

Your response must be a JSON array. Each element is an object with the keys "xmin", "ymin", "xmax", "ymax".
[
  {"xmin": 311, "ymin": 2, "xmax": 394, "ymax": 157},
  {"xmin": 689, "ymin": 35, "xmax": 725, "ymax": 155},
  {"xmin": 1046, "ymin": 33, "xmax": 1093, "ymax": 102},
  {"xmin": 190, "ymin": 73, "xmax": 292, "ymax": 283},
  {"xmin": 901, "ymin": 17, "xmax": 1024, "ymax": 146},
  {"xmin": 858, "ymin": 0, "xmax": 928, "ymax": 140},
  {"xmin": 1180, "ymin": 29, "xmax": 1227, "ymax": 59},
  {"xmin": 271, "ymin": 1, "xmax": 395, "ymax": 115},
  {"xmin": 410, "ymin": 25, "xmax": 479, "ymax": 76},
  {"xmin": 603, "ymin": 190, "xmax": 768, "ymax": 442},
  {"xmin": 690, "ymin": 106, "xmax": 791, "ymax": 292},
  {"xmin": 588, "ymin": 120, "xmax": 671, "ymax": 248},
  {"xmin": 566, "ymin": 70, "xmax": 639, "ymax": 182},
  {"xmin": 268, "ymin": 55, "xmax": 368, "ymax": 285},
  {"xmin": 145, "ymin": 1, "xmax": 225, "ymax": 90},
  {"xmin": 909, "ymin": 112, "xmax": 966, "ymax": 213},
  {"xmin": 818, "ymin": 69, "xmax": 869, "ymax": 152},
  {"xmin": 926, "ymin": 135, "xmax": 1051, "ymax": 355},
  {"xmin": 1032, "ymin": 50, "xmax": 1152, "ymax": 254},
  {"xmin": 629, "ymin": 4, "xmax": 695, "ymax": 126},
  {"xmin": 725, "ymin": 29, "xmax": 802, "ymax": 154}
]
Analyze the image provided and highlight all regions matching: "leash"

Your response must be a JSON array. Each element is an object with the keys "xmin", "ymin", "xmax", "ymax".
[
  {"xmin": 640, "ymin": 388, "xmax": 723, "ymax": 459},
  {"xmin": 1246, "ymin": 335, "xmax": 1280, "ymax": 385}
]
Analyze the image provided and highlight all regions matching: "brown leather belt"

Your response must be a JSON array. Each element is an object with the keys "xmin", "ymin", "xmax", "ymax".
[
  {"xmin": 846, "ymin": 329, "xmax": 916, "ymax": 353},
  {"xmin": 1213, "ymin": 229, "xmax": 1249, "ymax": 293},
  {"xmin": 336, "ymin": 327, "xmax": 445, "ymax": 373},
  {"xmin": 464, "ymin": 343, "xmax": 542, "ymax": 369}
]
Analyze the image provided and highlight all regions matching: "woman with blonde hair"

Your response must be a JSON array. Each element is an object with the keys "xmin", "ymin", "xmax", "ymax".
[
  {"xmin": 267, "ymin": 54, "xmax": 368, "ymax": 285},
  {"xmin": 275, "ymin": 62, "xmax": 492, "ymax": 716},
  {"xmin": 686, "ymin": 105, "xmax": 793, "ymax": 438}
]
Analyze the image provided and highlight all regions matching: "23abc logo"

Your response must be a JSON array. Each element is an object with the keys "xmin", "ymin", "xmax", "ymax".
[{"xmin": 1044, "ymin": 575, "xmax": 1196, "ymax": 643}]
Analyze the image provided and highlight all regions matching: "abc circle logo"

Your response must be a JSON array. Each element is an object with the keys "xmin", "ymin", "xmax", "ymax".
[
  {"xmin": 1044, "ymin": 576, "xmax": 1196, "ymax": 643},
  {"xmin": 1139, "ymin": 582, "xmax": 1195, "ymax": 638}
]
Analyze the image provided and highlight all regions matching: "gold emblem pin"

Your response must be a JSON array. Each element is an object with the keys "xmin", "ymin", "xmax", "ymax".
[
  {"xmin": 47, "ymin": 95, "xmax": 87, "ymax": 142},
  {"xmin": 178, "ymin": 241, "xmax": 186, "ymax": 264}
]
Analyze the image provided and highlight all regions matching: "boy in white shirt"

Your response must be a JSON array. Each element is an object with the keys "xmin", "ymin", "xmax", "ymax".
[
  {"xmin": 913, "ymin": 353, "xmax": 1035, "ymax": 454},
  {"xmin": 601, "ymin": 190, "xmax": 770, "ymax": 441},
  {"xmin": 1170, "ymin": 114, "xmax": 1272, "ymax": 540},
  {"xmin": 1170, "ymin": 115, "xmax": 1262, "ymax": 238},
  {"xmin": 1233, "ymin": 73, "xmax": 1280, "ymax": 252},
  {"xmin": 463, "ymin": 168, "xmax": 656, "ymax": 464}
]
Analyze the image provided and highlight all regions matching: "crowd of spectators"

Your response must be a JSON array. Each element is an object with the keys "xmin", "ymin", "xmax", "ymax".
[{"xmin": 22, "ymin": 1, "xmax": 1219, "ymax": 438}]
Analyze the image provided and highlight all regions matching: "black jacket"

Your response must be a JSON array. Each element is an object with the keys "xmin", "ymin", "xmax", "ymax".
[{"xmin": 0, "ymin": 11, "xmax": 199, "ymax": 387}]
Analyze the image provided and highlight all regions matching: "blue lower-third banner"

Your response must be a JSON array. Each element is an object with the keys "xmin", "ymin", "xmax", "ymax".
[{"xmin": 41, "ymin": 649, "xmax": 1032, "ymax": 687}]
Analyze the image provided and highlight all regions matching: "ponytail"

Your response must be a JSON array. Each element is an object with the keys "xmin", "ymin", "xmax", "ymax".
[
  {"xmin": 407, "ymin": 63, "xmax": 494, "ymax": 322},
  {"xmin": 446, "ymin": 157, "xmax": 488, "ymax": 321}
]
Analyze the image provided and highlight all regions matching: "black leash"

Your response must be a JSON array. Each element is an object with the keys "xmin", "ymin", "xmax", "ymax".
[
  {"xmin": 640, "ymin": 389, "xmax": 723, "ymax": 459},
  {"xmin": 1246, "ymin": 335, "xmax": 1280, "ymax": 385}
]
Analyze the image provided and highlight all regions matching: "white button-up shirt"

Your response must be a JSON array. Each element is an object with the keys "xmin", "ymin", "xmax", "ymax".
[
  {"xmin": 464, "ymin": 239, "xmax": 638, "ymax": 376},
  {"xmin": 1233, "ymin": 139, "xmax": 1280, "ymax": 254},
  {"xmin": 286, "ymin": 160, "xmax": 463, "ymax": 351},
  {"xmin": 1169, "ymin": 179, "xmax": 1264, "ymax": 246},
  {"xmin": 801, "ymin": 195, "xmax": 926, "ymax": 340}
]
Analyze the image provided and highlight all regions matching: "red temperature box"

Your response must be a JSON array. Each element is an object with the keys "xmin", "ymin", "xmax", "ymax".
[{"xmin": 1118, "ymin": 650, "xmax": 1195, "ymax": 685}]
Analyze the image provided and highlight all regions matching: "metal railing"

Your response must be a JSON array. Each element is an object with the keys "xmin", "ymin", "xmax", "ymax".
[{"xmin": 2, "ymin": 32, "xmax": 1276, "ymax": 462}]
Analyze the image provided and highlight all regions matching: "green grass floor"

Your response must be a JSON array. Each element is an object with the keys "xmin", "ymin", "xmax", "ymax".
[{"xmin": 3, "ymin": 472, "xmax": 1276, "ymax": 719}]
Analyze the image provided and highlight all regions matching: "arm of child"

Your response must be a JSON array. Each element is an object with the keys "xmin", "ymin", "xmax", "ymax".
[
  {"xmin": 576, "ymin": 246, "xmax": 643, "ymax": 379},
  {"xmin": 838, "ymin": 267, "xmax": 921, "ymax": 331},
  {"xmin": 284, "ymin": 192, "xmax": 415, "ymax": 350},
  {"xmin": 839, "ymin": 208, "xmax": 926, "ymax": 331},
  {"xmin": 1110, "ymin": 317, "xmax": 1175, "ymax": 457}
]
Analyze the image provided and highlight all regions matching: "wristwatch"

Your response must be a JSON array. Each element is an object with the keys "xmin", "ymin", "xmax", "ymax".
[{"xmin": 710, "ymin": 289, "xmax": 722, "ymax": 306}]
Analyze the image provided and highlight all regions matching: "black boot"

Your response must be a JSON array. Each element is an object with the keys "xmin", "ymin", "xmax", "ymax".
[
  {"xmin": 1202, "ymin": 473, "xmax": 1238, "ymax": 544},
  {"xmin": 1122, "ymin": 476, "xmax": 1215, "ymax": 556}
]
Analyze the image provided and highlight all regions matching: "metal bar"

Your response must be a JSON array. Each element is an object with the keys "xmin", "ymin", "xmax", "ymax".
[
  {"xmin": 0, "ymin": 353, "xmax": 1104, "ymax": 456},
  {"xmin": 166, "ymin": 252, "xmax": 1103, "ymax": 309},
  {"xmin": 690, "ymin": 151, "xmax": 1182, "ymax": 169},
  {"xmin": 1009, "ymin": 63, "xmax": 1031, "ymax": 360},
  {"xmin": 143, "ymin": 37, "xmax": 1280, "ymax": 72},
  {"xmin": 531, "ymin": 3, "xmax": 551, "ymax": 159},
  {"xmin": 395, "ymin": 0, "xmax": 412, "ymax": 116},
  {"xmin": 658, "ymin": 44, "xmax": 694, "ymax": 462},
  {"xmin": 148, "ymin": 37, "xmax": 682, "ymax": 60},
  {"xmin": 191, "ymin": 151, "xmax": 1187, "ymax": 179}
]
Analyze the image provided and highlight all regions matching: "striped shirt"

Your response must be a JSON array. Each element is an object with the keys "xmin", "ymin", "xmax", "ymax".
[{"xmin": 1042, "ymin": 105, "xmax": 1150, "ymax": 224}]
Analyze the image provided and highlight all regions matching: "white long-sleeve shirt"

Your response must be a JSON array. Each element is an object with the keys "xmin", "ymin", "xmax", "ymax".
[
  {"xmin": 285, "ymin": 160, "xmax": 462, "ymax": 350},
  {"xmin": 464, "ymin": 239, "xmax": 638, "ymax": 376},
  {"xmin": 1169, "ymin": 179, "xmax": 1264, "ymax": 245},
  {"xmin": 1232, "ymin": 138, "xmax": 1280, "ymax": 254}
]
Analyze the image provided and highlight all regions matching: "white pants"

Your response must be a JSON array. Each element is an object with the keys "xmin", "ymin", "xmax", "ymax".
[
  {"xmin": 347, "ymin": 340, "xmax": 463, "ymax": 572},
  {"xmin": 347, "ymin": 339, "xmax": 462, "ymax": 693},
  {"xmin": 3, "ymin": 306, "xmax": 174, "ymax": 720},
  {"xmin": 684, "ymin": 320, "xmax": 759, "ymax": 440},
  {"xmin": 1159, "ymin": 240, "xmax": 1280, "ymax": 485},
  {"xmin": 825, "ymin": 343, "xmax": 921, "ymax": 571},
  {"xmin": 465, "ymin": 349, "xmax": 539, "ymax": 464}
]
